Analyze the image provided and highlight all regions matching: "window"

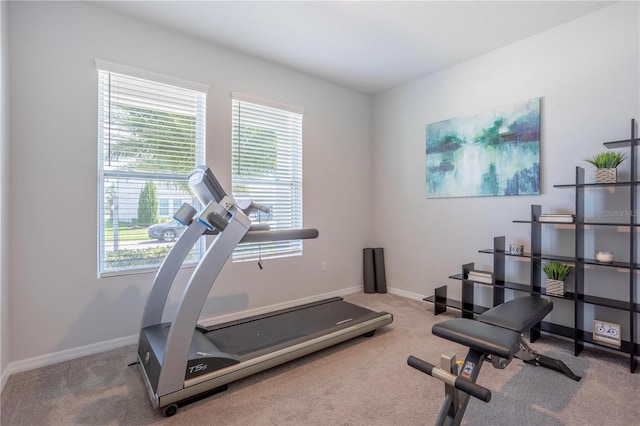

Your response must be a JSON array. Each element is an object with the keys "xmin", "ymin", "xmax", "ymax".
[
  {"xmin": 231, "ymin": 94, "xmax": 303, "ymax": 261},
  {"xmin": 159, "ymin": 199, "xmax": 170, "ymax": 217},
  {"xmin": 97, "ymin": 61, "xmax": 207, "ymax": 275}
]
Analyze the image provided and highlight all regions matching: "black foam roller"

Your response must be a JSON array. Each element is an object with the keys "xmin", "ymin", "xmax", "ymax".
[
  {"xmin": 363, "ymin": 248, "xmax": 375, "ymax": 293},
  {"xmin": 373, "ymin": 248, "xmax": 387, "ymax": 293}
]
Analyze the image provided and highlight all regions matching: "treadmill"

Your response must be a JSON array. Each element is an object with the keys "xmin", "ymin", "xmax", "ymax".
[{"xmin": 137, "ymin": 166, "xmax": 393, "ymax": 416}]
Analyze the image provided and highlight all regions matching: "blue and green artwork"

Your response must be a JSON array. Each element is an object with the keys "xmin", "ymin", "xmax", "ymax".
[{"xmin": 426, "ymin": 98, "xmax": 540, "ymax": 198}]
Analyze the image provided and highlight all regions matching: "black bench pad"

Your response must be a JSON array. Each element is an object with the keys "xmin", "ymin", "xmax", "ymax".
[
  {"xmin": 478, "ymin": 296, "xmax": 552, "ymax": 333},
  {"xmin": 432, "ymin": 318, "xmax": 521, "ymax": 359}
]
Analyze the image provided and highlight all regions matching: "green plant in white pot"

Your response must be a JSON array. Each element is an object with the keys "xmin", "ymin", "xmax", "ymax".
[
  {"xmin": 542, "ymin": 262, "xmax": 573, "ymax": 296},
  {"xmin": 584, "ymin": 151, "xmax": 627, "ymax": 183}
]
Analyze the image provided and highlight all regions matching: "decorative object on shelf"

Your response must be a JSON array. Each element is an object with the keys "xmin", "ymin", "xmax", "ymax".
[
  {"xmin": 595, "ymin": 168, "xmax": 617, "ymax": 183},
  {"xmin": 584, "ymin": 151, "xmax": 627, "ymax": 183},
  {"xmin": 545, "ymin": 279, "xmax": 565, "ymax": 296},
  {"xmin": 426, "ymin": 97, "xmax": 540, "ymax": 198},
  {"xmin": 593, "ymin": 320, "xmax": 621, "ymax": 347},
  {"xmin": 509, "ymin": 243, "xmax": 524, "ymax": 255},
  {"xmin": 542, "ymin": 262, "xmax": 573, "ymax": 296},
  {"xmin": 538, "ymin": 213, "xmax": 575, "ymax": 223},
  {"xmin": 595, "ymin": 251, "xmax": 614, "ymax": 263}
]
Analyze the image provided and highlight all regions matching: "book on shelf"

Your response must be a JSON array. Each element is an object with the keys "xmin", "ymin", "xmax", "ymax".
[
  {"xmin": 467, "ymin": 270, "xmax": 493, "ymax": 284},
  {"xmin": 539, "ymin": 214, "xmax": 575, "ymax": 223},
  {"xmin": 468, "ymin": 269, "xmax": 492, "ymax": 277},
  {"xmin": 468, "ymin": 275, "xmax": 493, "ymax": 284}
]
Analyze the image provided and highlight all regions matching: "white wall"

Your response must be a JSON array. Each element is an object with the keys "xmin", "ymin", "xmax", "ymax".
[
  {"xmin": 372, "ymin": 2, "xmax": 639, "ymax": 329},
  {"xmin": 0, "ymin": 0, "xmax": 10, "ymax": 388},
  {"xmin": 6, "ymin": 1, "xmax": 372, "ymax": 367}
]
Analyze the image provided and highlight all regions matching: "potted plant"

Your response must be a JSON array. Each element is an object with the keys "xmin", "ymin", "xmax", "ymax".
[
  {"xmin": 542, "ymin": 262, "xmax": 573, "ymax": 296},
  {"xmin": 584, "ymin": 151, "xmax": 627, "ymax": 183}
]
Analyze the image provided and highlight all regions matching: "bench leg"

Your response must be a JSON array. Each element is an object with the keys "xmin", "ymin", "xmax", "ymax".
[
  {"xmin": 440, "ymin": 353, "xmax": 458, "ymax": 421},
  {"xmin": 430, "ymin": 349, "xmax": 486, "ymax": 426},
  {"xmin": 454, "ymin": 349, "xmax": 484, "ymax": 424},
  {"xmin": 523, "ymin": 355, "xmax": 582, "ymax": 381},
  {"xmin": 409, "ymin": 348, "xmax": 492, "ymax": 426},
  {"xmin": 517, "ymin": 340, "xmax": 582, "ymax": 382}
]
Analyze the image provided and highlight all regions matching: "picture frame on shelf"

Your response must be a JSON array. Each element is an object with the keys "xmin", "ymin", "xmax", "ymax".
[{"xmin": 593, "ymin": 320, "xmax": 621, "ymax": 347}]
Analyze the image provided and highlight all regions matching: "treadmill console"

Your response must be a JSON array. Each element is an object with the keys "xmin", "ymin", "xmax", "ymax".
[{"xmin": 188, "ymin": 166, "xmax": 228, "ymax": 206}]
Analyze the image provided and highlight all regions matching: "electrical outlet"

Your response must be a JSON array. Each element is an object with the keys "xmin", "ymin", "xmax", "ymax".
[{"xmin": 321, "ymin": 261, "xmax": 327, "ymax": 272}]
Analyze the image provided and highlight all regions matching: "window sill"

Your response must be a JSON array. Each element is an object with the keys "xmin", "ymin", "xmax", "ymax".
[{"xmin": 98, "ymin": 262, "xmax": 197, "ymax": 279}]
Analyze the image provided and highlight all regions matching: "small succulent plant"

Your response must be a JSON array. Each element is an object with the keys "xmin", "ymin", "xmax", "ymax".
[
  {"xmin": 542, "ymin": 262, "xmax": 573, "ymax": 281},
  {"xmin": 584, "ymin": 152, "xmax": 627, "ymax": 169}
]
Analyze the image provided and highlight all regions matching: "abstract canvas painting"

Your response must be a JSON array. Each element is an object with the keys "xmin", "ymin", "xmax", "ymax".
[{"xmin": 426, "ymin": 98, "xmax": 540, "ymax": 198}]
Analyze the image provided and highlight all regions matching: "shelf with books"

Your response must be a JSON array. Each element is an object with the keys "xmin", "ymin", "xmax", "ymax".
[
  {"xmin": 422, "ymin": 284, "xmax": 490, "ymax": 316},
  {"xmin": 539, "ymin": 214, "xmax": 575, "ymax": 223},
  {"xmin": 548, "ymin": 119, "xmax": 638, "ymax": 371},
  {"xmin": 424, "ymin": 119, "xmax": 639, "ymax": 373},
  {"xmin": 466, "ymin": 270, "xmax": 493, "ymax": 284}
]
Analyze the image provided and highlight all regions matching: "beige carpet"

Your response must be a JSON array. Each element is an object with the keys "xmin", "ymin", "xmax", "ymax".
[{"xmin": 1, "ymin": 293, "xmax": 639, "ymax": 425}]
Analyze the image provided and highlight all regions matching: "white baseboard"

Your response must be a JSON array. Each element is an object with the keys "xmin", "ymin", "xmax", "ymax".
[
  {"xmin": 387, "ymin": 286, "xmax": 425, "ymax": 302},
  {"xmin": 1, "ymin": 366, "xmax": 8, "ymax": 393},
  {"xmin": 1, "ymin": 286, "xmax": 364, "ymax": 391}
]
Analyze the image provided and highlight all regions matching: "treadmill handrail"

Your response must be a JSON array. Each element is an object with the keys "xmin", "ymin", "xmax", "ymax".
[
  {"xmin": 140, "ymin": 219, "xmax": 209, "ymax": 329},
  {"xmin": 156, "ymin": 208, "xmax": 250, "ymax": 396},
  {"xmin": 240, "ymin": 228, "xmax": 319, "ymax": 243}
]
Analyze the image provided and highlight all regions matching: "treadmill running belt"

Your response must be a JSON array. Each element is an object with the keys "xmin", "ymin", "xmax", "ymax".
[{"xmin": 205, "ymin": 300, "xmax": 375, "ymax": 356}]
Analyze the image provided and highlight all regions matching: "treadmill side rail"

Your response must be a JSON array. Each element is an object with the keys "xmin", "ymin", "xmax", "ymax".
[{"xmin": 157, "ymin": 312, "xmax": 393, "ymax": 408}]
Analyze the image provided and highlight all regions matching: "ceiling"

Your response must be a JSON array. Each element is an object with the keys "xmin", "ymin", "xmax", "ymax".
[{"xmin": 94, "ymin": 1, "xmax": 615, "ymax": 95}]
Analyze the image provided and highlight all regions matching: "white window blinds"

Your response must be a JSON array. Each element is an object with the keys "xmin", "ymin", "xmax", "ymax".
[
  {"xmin": 97, "ymin": 64, "xmax": 207, "ymax": 275},
  {"xmin": 231, "ymin": 95, "xmax": 304, "ymax": 261}
]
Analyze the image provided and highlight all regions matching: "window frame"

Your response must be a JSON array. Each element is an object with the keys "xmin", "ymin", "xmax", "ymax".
[
  {"xmin": 96, "ymin": 60, "xmax": 208, "ymax": 277},
  {"xmin": 231, "ymin": 92, "xmax": 304, "ymax": 262}
]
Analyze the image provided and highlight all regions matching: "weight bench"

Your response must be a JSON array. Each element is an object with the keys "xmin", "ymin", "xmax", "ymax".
[{"xmin": 408, "ymin": 296, "xmax": 580, "ymax": 426}]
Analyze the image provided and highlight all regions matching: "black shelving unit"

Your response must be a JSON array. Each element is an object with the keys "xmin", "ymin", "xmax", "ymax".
[
  {"xmin": 550, "ymin": 118, "xmax": 638, "ymax": 373},
  {"xmin": 424, "ymin": 119, "xmax": 639, "ymax": 373}
]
